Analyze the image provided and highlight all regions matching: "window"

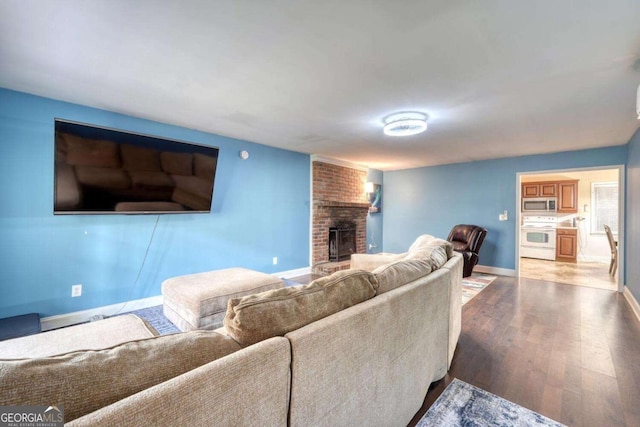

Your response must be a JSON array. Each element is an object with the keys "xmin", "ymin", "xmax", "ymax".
[{"xmin": 591, "ymin": 182, "xmax": 618, "ymax": 234}]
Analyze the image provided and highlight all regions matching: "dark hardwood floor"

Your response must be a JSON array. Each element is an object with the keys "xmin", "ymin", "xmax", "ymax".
[{"xmin": 408, "ymin": 275, "xmax": 640, "ymax": 427}]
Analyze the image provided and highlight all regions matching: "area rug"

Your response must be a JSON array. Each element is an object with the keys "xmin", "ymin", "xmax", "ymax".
[
  {"xmin": 417, "ymin": 378, "xmax": 566, "ymax": 427},
  {"xmin": 462, "ymin": 273, "xmax": 497, "ymax": 305},
  {"xmin": 125, "ymin": 305, "xmax": 180, "ymax": 335}
]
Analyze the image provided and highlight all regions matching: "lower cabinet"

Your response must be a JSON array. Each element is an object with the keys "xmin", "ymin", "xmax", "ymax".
[{"xmin": 556, "ymin": 228, "xmax": 577, "ymax": 263}]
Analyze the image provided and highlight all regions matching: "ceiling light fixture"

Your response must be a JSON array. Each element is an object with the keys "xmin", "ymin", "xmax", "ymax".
[{"xmin": 383, "ymin": 112, "xmax": 428, "ymax": 137}]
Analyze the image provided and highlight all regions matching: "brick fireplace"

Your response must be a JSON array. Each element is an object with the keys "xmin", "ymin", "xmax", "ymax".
[{"xmin": 312, "ymin": 161, "xmax": 369, "ymax": 268}]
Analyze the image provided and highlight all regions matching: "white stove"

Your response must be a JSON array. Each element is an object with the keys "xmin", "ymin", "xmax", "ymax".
[{"xmin": 520, "ymin": 215, "xmax": 557, "ymax": 260}]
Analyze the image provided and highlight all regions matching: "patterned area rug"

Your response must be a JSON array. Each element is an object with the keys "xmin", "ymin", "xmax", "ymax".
[
  {"xmin": 418, "ymin": 379, "xmax": 566, "ymax": 427},
  {"xmin": 125, "ymin": 305, "xmax": 180, "ymax": 335},
  {"xmin": 462, "ymin": 273, "xmax": 497, "ymax": 305}
]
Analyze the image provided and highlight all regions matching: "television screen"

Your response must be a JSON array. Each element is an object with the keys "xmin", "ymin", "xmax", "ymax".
[{"xmin": 54, "ymin": 119, "xmax": 219, "ymax": 214}]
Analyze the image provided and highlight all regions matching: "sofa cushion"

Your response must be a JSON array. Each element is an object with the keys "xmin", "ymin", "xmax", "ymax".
[
  {"xmin": 172, "ymin": 174, "xmax": 213, "ymax": 199},
  {"xmin": 408, "ymin": 235, "xmax": 453, "ymax": 258},
  {"xmin": 407, "ymin": 234, "xmax": 437, "ymax": 252},
  {"xmin": 194, "ymin": 152, "xmax": 217, "ymax": 180},
  {"xmin": 0, "ymin": 330, "xmax": 241, "ymax": 423},
  {"xmin": 128, "ymin": 170, "xmax": 175, "ymax": 188},
  {"xmin": 224, "ymin": 269, "xmax": 379, "ymax": 346},
  {"xmin": 0, "ymin": 314, "xmax": 157, "ymax": 359},
  {"xmin": 121, "ymin": 144, "xmax": 162, "ymax": 172},
  {"xmin": 161, "ymin": 151, "xmax": 193, "ymax": 176},
  {"xmin": 406, "ymin": 245, "xmax": 450, "ymax": 269},
  {"xmin": 63, "ymin": 133, "xmax": 121, "ymax": 168},
  {"xmin": 372, "ymin": 258, "xmax": 434, "ymax": 294},
  {"xmin": 75, "ymin": 165, "xmax": 131, "ymax": 189}
]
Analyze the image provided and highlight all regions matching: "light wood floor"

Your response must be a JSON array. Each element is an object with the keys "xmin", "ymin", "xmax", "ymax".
[
  {"xmin": 409, "ymin": 275, "xmax": 640, "ymax": 427},
  {"xmin": 519, "ymin": 257, "xmax": 617, "ymax": 291}
]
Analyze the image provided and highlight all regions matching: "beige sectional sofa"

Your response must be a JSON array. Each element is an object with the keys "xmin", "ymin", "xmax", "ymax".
[{"xmin": 0, "ymin": 235, "xmax": 462, "ymax": 426}]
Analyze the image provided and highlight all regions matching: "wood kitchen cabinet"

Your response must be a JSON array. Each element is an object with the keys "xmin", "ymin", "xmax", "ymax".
[
  {"xmin": 557, "ymin": 180, "xmax": 578, "ymax": 213},
  {"xmin": 522, "ymin": 182, "xmax": 557, "ymax": 198},
  {"xmin": 522, "ymin": 180, "xmax": 578, "ymax": 213},
  {"xmin": 556, "ymin": 228, "xmax": 577, "ymax": 262}
]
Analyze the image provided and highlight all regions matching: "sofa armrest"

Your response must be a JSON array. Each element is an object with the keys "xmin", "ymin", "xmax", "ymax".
[{"xmin": 350, "ymin": 253, "xmax": 406, "ymax": 271}]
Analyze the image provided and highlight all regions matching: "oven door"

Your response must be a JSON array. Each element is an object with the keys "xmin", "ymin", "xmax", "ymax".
[{"xmin": 520, "ymin": 227, "xmax": 556, "ymax": 260}]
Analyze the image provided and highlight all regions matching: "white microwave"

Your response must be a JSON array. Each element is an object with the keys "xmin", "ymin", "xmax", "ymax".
[{"xmin": 522, "ymin": 197, "xmax": 557, "ymax": 213}]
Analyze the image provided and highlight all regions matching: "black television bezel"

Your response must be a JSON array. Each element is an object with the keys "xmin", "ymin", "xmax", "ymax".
[{"xmin": 53, "ymin": 118, "xmax": 220, "ymax": 215}]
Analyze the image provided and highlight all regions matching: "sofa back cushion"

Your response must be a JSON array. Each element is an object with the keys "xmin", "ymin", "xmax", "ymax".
[
  {"xmin": 161, "ymin": 151, "xmax": 193, "ymax": 176},
  {"xmin": 407, "ymin": 234, "xmax": 436, "ymax": 252},
  {"xmin": 406, "ymin": 245, "xmax": 450, "ymax": 270},
  {"xmin": 224, "ymin": 270, "xmax": 378, "ymax": 346},
  {"xmin": 121, "ymin": 144, "xmax": 162, "ymax": 172},
  {"xmin": 408, "ymin": 235, "xmax": 453, "ymax": 259},
  {"xmin": 0, "ymin": 331, "xmax": 241, "ymax": 422},
  {"xmin": 373, "ymin": 258, "xmax": 434, "ymax": 294},
  {"xmin": 62, "ymin": 133, "xmax": 121, "ymax": 168},
  {"xmin": 194, "ymin": 153, "xmax": 217, "ymax": 180}
]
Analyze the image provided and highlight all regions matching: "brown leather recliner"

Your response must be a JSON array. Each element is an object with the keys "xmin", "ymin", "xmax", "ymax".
[{"xmin": 447, "ymin": 224, "xmax": 487, "ymax": 277}]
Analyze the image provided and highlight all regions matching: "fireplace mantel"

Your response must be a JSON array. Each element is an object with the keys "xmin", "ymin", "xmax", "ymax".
[{"xmin": 314, "ymin": 200, "xmax": 370, "ymax": 209}]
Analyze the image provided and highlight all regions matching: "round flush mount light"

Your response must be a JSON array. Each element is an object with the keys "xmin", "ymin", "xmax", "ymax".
[
  {"xmin": 383, "ymin": 112, "xmax": 428, "ymax": 136},
  {"xmin": 239, "ymin": 150, "xmax": 250, "ymax": 160}
]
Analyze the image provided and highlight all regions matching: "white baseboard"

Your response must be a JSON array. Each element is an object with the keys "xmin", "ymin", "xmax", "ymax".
[
  {"xmin": 474, "ymin": 265, "xmax": 516, "ymax": 277},
  {"xmin": 40, "ymin": 295, "xmax": 163, "ymax": 331},
  {"xmin": 623, "ymin": 286, "xmax": 640, "ymax": 323},
  {"xmin": 275, "ymin": 266, "xmax": 311, "ymax": 278}
]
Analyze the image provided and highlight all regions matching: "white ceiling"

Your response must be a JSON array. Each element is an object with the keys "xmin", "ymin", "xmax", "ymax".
[{"xmin": 1, "ymin": 1, "xmax": 639, "ymax": 171}]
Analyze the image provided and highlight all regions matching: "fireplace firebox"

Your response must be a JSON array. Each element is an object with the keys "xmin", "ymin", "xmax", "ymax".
[{"xmin": 329, "ymin": 222, "xmax": 357, "ymax": 262}]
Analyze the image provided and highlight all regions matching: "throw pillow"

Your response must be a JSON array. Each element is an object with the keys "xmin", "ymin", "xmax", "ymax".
[
  {"xmin": 224, "ymin": 269, "xmax": 379, "ymax": 346},
  {"xmin": 0, "ymin": 331, "xmax": 241, "ymax": 422}
]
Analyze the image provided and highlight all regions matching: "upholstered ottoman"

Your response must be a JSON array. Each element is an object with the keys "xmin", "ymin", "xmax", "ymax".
[{"xmin": 162, "ymin": 267, "xmax": 284, "ymax": 331}]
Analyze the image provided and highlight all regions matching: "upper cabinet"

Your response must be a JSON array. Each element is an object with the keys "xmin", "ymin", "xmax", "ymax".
[
  {"xmin": 557, "ymin": 180, "xmax": 578, "ymax": 213},
  {"xmin": 521, "ymin": 179, "xmax": 579, "ymax": 213},
  {"xmin": 522, "ymin": 182, "xmax": 557, "ymax": 198}
]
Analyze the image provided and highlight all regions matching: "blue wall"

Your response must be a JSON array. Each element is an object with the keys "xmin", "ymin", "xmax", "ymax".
[
  {"xmin": 626, "ymin": 127, "xmax": 640, "ymax": 301},
  {"xmin": 0, "ymin": 89, "xmax": 310, "ymax": 318},
  {"xmin": 383, "ymin": 147, "xmax": 628, "ymax": 270},
  {"xmin": 366, "ymin": 168, "xmax": 383, "ymax": 253}
]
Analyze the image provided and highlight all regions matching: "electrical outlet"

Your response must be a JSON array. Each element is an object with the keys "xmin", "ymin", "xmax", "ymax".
[
  {"xmin": 272, "ymin": 256, "xmax": 278, "ymax": 265},
  {"xmin": 71, "ymin": 284, "xmax": 82, "ymax": 297}
]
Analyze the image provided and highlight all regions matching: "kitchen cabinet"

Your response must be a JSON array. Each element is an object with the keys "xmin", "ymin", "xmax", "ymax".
[
  {"xmin": 556, "ymin": 228, "xmax": 577, "ymax": 262},
  {"xmin": 557, "ymin": 180, "xmax": 578, "ymax": 213},
  {"xmin": 522, "ymin": 182, "xmax": 557, "ymax": 198},
  {"xmin": 521, "ymin": 180, "xmax": 578, "ymax": 213}
]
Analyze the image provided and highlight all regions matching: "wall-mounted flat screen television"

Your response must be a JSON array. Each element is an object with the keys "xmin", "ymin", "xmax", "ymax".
[{"xmin": 54, "ymin": 119, "xmax": 219, "ymax": 215}]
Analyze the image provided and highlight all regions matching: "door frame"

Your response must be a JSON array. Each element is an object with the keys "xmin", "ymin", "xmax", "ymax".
[{"xmin": 515, "ymin": 165, "xmax": 625, "ymax": 292}]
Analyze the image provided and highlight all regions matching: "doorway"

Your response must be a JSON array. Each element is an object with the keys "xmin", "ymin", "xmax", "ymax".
[{"xmin": 516, "ymin": 166, "xmax": 624, "ymax": 292}]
